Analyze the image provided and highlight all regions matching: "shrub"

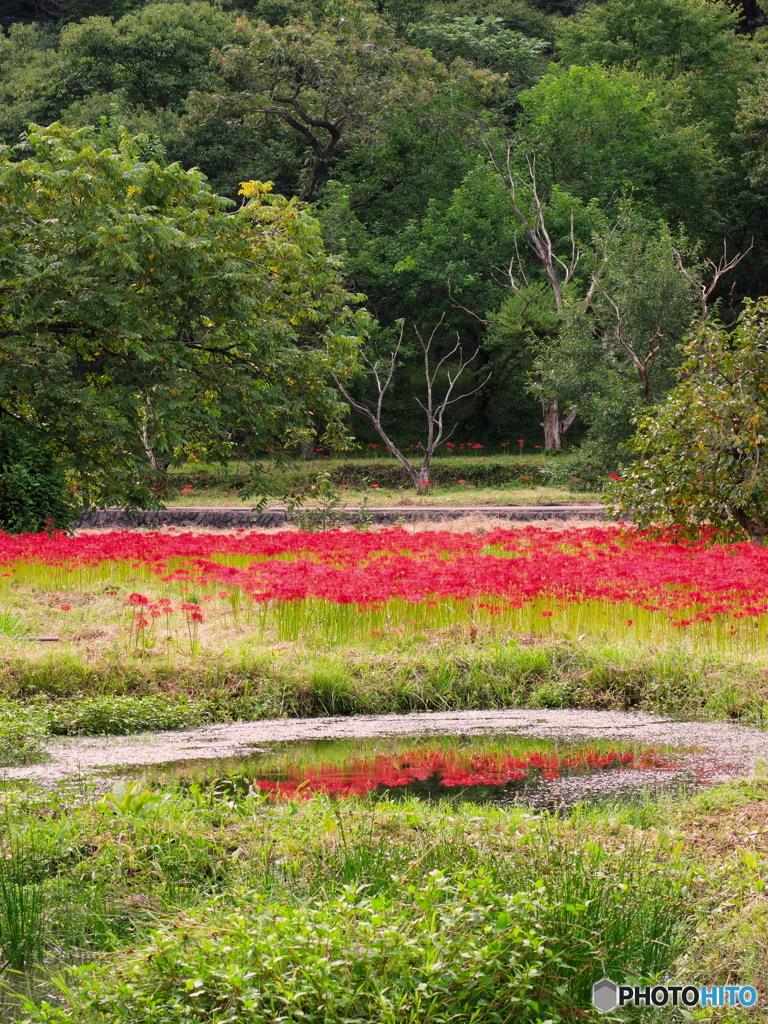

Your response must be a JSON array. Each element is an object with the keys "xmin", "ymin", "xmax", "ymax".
[
  {"xmin": 0, "ymin": 432, "xmax": 72, "ymax": 534},
  {"xmin": 0, "ymin": 699, "xmax": 48, "ymax": 766},
  {"xmin": 20, "ymin": 872, "xmax": 561, "ymax": 1022},
  {"xmin": 47, "ymin": 695, "xmax": 206, "ymax": 736},
  {"xmin": 609, "ymin": 300, "xmax": 768, "ymax": 543}
]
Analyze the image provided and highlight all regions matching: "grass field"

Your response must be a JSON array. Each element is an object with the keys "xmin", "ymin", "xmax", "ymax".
[{"xmin": 1, "ymin": 518, "xmax": 767, "ymax": 1020}]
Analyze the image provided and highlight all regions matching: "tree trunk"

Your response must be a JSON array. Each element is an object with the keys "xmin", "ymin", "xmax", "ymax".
[
  {"xmin": 729, "ymin": 506, "xmax": 768, "ymax": 544},
  {"xmin": 417, "ymin": 453, "xmax": 432, "ymax": 495},
  {"xmin": 543, "ymin": 399, "xmax": 562, "ymax": 450},
  {"xmin": 301, "ymin": 441, "xmax": 315, "ymax": 460}
]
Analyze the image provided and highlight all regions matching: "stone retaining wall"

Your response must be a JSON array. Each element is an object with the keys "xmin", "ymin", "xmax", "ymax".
[{"xmin": 73, "ymin": 505, "xmax": 607, "ymax": 530}]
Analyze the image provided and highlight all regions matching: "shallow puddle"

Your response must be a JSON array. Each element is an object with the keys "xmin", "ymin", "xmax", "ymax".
[{"xmin": 136, "ymin": 734, "xmax": 741, "ymax": 810}]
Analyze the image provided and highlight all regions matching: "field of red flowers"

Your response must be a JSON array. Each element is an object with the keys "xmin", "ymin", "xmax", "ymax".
[{"xmin": 1, "ymin": 524, "xmax": 767, "ymax": 650}]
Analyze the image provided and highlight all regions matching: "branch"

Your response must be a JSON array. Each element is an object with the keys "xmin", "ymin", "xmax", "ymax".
[
  {"xmin": 446, "ymin": 281, "xmax": 489, "ymax": 324},
  {"xmin": 674, "ymin": 239, "xmax": 753, "ymax": 324}
]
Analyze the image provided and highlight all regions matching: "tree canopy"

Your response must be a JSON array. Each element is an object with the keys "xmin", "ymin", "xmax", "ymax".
[
  {"xmin": 3, "ymin": 0, "xmax": 768, "ymax": 499},
  {"xmin": 609, "ymin": 301, "xmax": 768, "ymax": 543},
  {"xmin": 0, "ymin": 124, "xmax": 368, "ymax": 506}
]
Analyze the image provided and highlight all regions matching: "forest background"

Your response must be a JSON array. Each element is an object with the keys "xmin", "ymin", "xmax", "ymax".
[{"xmin": 2, "ymin": 0, "xmax": 768, "ymax": 507}]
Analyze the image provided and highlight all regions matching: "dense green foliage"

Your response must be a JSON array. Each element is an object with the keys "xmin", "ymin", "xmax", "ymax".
[
  {"xmin": 610, "ymin": 300, "xmax": 768, "ymax": 542},
  {"xmin": 0, "ymin": 775, "xmax": 700, "ymax": 1023},
  {"xmin": 3, "ymin": 0, "xmax": 768, "ymax": 501},
  {"xmin": 0, "ymin": 432, "xmax": 72, "ymax": 533},
  {"xmin": 0, "ymin": 125, "xmax": 367, "ymax": 507}
]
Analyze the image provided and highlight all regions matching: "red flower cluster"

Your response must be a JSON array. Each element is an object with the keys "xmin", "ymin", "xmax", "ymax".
[{"xmin": 3, "ymin": 525, "xmax": 768, "ymax": 629}]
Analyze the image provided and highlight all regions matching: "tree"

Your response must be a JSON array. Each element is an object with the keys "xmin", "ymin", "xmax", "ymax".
[
  {"xmin": 405, "ymin": 16, "xmax": 547, "ymax": 90},
  {"xmin": 516, "ymin": 64, "xmax": 721, "ymax": 236},
  {"xmin": 187, "ymin": 4, "xmax": 502, "ymax": 201},
  {"xmin": 334, "ymin": 317, "xmax": 487, "ymax": 493},
  {"xmin": 56, "ymin": 1, "xmax": 235, "ymax": 111},
  {"xmin": 0, "ymin": 124, "xmax": 369, "ymax": 508},
  {"xmin": 532, "ymin": 206, "xmax": 699, "ymax": 459},
  {"xmin": 483, "ymin": 141, "xmax": 586, "ymax": 449},
  {"xmin": 609, "ymin": 299, "xmax": 768, "ymax": 544},
  {"xmin": 555, "ymin": 0, "xmax": 756, "ymax": 146}
]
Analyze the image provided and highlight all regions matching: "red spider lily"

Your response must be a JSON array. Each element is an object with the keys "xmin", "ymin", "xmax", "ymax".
[
  {"xmin": 6, "ymin": 523, "xmax": 768, "ymax": 647},
  {"xmin": 59, "ymin": 604, "xmax": 71, "ymax": 611}
]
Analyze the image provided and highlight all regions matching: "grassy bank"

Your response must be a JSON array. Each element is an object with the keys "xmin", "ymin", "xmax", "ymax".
[
  {"xmin": 163, "ymin": 455, "xmax": 603, "ymax": 506},
  {"xmin": 0, "ymin": 638, "xmax": 767, "ymax": 764},
  {"xmin": 2, "ymin": 769, "xmax": 767, "ymax": 1021}
]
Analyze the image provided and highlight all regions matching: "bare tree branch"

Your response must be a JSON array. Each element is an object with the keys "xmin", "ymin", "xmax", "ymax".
[
  {"xmin": 334, "ymin": 318, "xmax": 490, "ymax": 493},
  {"xmin": 674, "ymin": 239, "xmax": 753, "ymax": 324}
]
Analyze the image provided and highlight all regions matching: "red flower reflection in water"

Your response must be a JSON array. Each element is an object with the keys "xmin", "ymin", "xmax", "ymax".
[{"xmin": 248, "ymin": 746, "xmax": 674, "ymax": 801}]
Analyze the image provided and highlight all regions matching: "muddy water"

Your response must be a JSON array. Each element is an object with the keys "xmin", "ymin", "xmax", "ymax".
[
  {"xmin": 2, "ymin": 709, "xmax": 764, "ymax": 795},
  {"xmin": 128, "ymin": 730, "xmax": 747, "ymax": 810}
]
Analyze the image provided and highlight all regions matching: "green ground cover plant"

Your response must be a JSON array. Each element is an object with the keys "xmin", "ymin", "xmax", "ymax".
[
  {"xmin": 0, "ymin": 772, "xmax": 763, "ymax": 1021},
  {"xmin": 163, "ymin": 455, "xmax": 605, "ymax": 506}
]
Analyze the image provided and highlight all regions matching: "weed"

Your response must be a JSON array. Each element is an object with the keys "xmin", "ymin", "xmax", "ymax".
[
  {"xmin": 0, "ymin": 829, "xmax": 46, "ymax": 970},
  {"xmin": 46, "ymin": 695, "xmax": 205, "ymax": 736},
  {"xmin": 0, "ymin": 701, "xmax": 47, "ymax": 766}
]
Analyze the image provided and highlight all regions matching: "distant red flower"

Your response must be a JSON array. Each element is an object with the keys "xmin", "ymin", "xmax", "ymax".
[
  {"xmin": 59, "ymin": 604, "xmax": 71, "ymax": 611},
  {"xmin": 127, "ymin": 593, "xmax": 149, "ymax": 606}
]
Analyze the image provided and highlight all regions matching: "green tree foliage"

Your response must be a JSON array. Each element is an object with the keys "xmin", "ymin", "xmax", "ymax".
[
  {"xmin": 555, "ymin": 0, "xmax": 758, "ymax": 143},
  {"xmin": 188, "ymin": 4, "xmax": 504, "ymax": 201},
  {"xmin": 516, "ymin": 64, "xmax": 721, "ymax": 233},
  {"xmin": 0, "ymin": 23, "xmax": 62, "ymax": 143},
  {"xmin": 0, "ymin": 432, "xmax": 72, "ymax": 534},
  {"xmin": 533, "ymin": 207, "xmax": 698, "ymax": 459},
  {"xmin": 0, "ymin": 124, "xmax": 368, "ymax": 507},
  {"xmin": 405, "ymin": 16, "xmax": 547, "ymax": 89},
  {"xmin": 57, "ymin": 1, "xmax": 235, "ymax": 111},
  {"xmin": 609, "ymin": 300, "xmax": 768, "ymax": 543}
]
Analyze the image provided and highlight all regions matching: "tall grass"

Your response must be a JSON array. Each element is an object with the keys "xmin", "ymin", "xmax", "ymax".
[
  {"xmin": 0, "ymin": 828, "xmax": 46, "ymax": 970},
  {"xmin": 11, "ymin": 789, "xmax": 695, "ymax": 1024}
]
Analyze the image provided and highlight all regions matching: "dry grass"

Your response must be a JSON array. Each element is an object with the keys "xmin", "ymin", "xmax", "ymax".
[{"xmin": 74, "ymin": 515, "xmax": 610, "ymax": 537}]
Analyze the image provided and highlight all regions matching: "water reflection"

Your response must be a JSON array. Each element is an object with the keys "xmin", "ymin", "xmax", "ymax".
[{"xmin": 140, "ymin": 735, "xmax": 742, "ymax": 810}]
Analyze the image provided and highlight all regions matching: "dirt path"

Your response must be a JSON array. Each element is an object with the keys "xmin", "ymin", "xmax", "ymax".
[{"xmin": 5, "ymin": 708, "xmax": 762, "ymax": 785}]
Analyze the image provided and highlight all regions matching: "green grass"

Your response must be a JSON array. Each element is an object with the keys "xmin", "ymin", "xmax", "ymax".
[
  {"xmin": 1, "ymin": 772, "xmax": 767, "ymax": 1021},
  {"xmin": 162, "ymin": 455, "xmax": 604, "ymax": 506},
  {"xmin": 0, "ymin": 775, "xmax": 724, "ymax": 1022},
  {"xmin": 1, "ymin": 639, "xmax": 767, "ymax": 749}
]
